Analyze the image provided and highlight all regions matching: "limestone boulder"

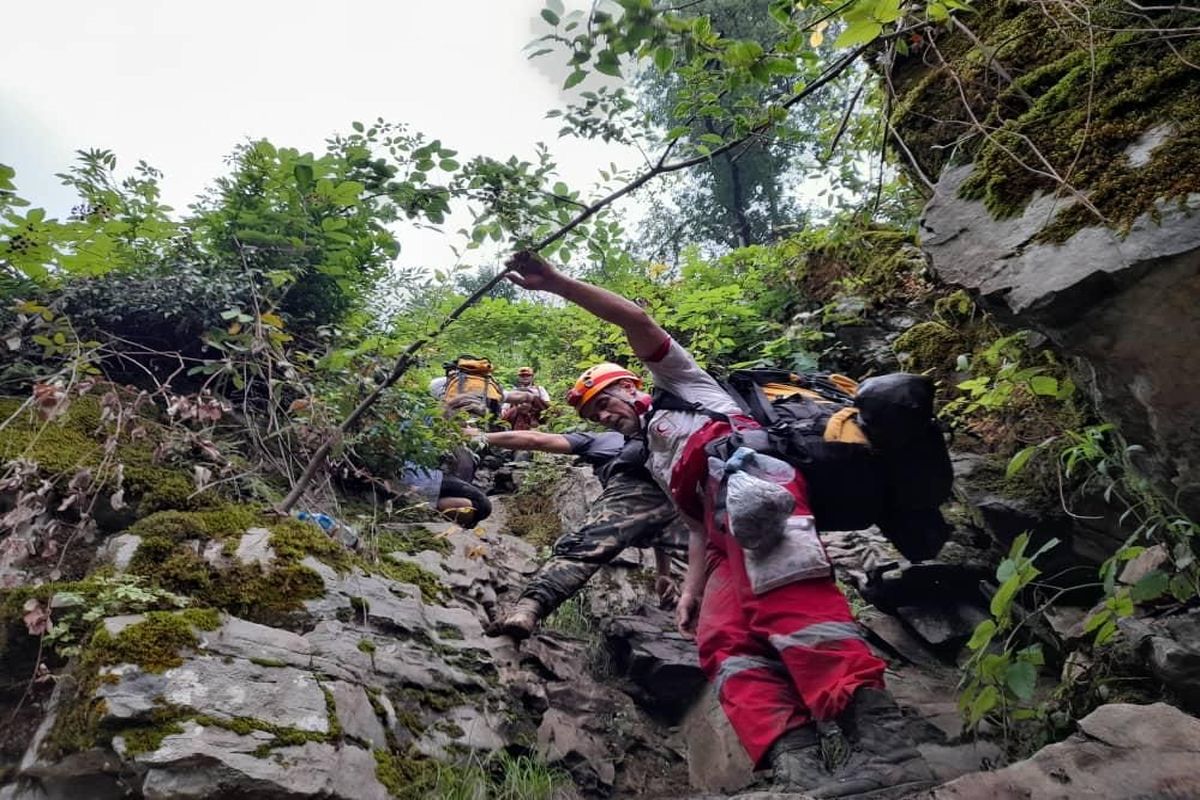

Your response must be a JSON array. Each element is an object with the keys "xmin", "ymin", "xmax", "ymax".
[
  {"xmin": 922, "ymin": 166, "xmax": 1200, "ymax": 516},
  {"xmin": 926, "ymin": 702, "xmax": 1200, "ymax": 798}
]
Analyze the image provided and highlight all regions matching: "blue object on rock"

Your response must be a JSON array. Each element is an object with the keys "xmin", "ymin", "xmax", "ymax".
[{"xmin": 296, "ymin": 511, "xmax": 336, "ymax": 533}]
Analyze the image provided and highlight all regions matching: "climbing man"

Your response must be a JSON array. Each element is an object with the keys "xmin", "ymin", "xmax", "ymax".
[
  {"xmin": 503, "ymin": 250, "xmax": 935, "ymax": 798},
  {"xmin": 500, "ymin": 366, "xmax": 550, "ymax": 431},
  {"xmin": 477, "ymin": 420, "xmax": 687, "ymax": 639}
]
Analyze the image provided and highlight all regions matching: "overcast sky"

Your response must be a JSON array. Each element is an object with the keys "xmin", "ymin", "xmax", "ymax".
[{"xmin": 1, "ymin": 0, "xmax": 643, "ymax": 272}]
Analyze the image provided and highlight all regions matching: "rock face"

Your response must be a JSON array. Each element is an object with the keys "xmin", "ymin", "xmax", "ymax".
[
  {"xmin": 1, "ymin": 491, "xmax": 695, "ymax": 800},
  {"xmin": 921, "ymin": 165, "xmax": 1200, "ymax": 515},
  {"xmin": 926, "ymin": 702, "xmax": 1200, "ymax": 798}
]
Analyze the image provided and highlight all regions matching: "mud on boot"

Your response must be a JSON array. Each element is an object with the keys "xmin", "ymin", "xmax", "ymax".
[
  {"xmin": 809, "ymin": 686, "xmax": 935, "ymax": 799},
  {"xmin": 766, "ymin": 724, "xmax": 827, "ymax": 794},
  {"xmin": 484, "ymin": 597, "xmax": 543, "ymax": 641}
]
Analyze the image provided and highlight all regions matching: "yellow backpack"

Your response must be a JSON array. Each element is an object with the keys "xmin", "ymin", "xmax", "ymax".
[{"xmin": 443, "ymin": 356, "xmax": 504, "ymax": 416}]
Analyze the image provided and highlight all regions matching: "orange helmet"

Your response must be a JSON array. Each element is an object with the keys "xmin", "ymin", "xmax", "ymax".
[{"xmin": 566, "ymin": 363, "xmax": 643, "ymax": 410}]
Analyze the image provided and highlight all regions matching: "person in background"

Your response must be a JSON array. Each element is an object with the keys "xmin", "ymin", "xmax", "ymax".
[
  {"xmin": 500, "ymin": 366, "xmax": 550, "ymax": 431},
  {"xmin": 503, "ymin": 250, "xmax": 934, "ymax": 798},
  {"xmin": 476, "ymin": 423, "xmax": 686, "ymax": 639},
  {"xmin": 391, "ymin": 462, "xmax": 492, "ymax": 527}
]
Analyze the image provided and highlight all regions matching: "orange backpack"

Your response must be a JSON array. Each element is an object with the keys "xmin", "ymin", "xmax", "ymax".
[{"xmin": 442, "ymin": 356, "xmax": 504, "ymax": 416}]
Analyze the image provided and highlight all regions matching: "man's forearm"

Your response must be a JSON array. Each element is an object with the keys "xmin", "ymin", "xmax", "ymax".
[
  {"xmin": 484, "ymin": 430, "xmax": 571, "ymax": 454},
  {"xmin": 682, "ymin": 517, "xmax": 709, "ymax": 597}
]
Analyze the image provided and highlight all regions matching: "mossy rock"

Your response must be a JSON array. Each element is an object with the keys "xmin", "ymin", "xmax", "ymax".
[
  {"xmin": 891, "ymin": 0, "xmax": 1200, "ymax": 241},
  {"xmin": 374, "ymin": 747, "xmax": 440, "ymax": 799},
  {"xmin": 894, "ymin": 322, "xmax": 965, "ymax": 370},
  {"xmin": 376, "ymin": 558, "xmax": 448, "ymax": 605},
  {"xmin": 92, "ymin": 608, "xmax": 221, "ymax": 674},
  {"xmin": 373, "ymin": 527, "xmax": 452, "ymax": 558},
  {"xmin": 0, "ymin": 395, "xmax": 219, "ymax": 516}
]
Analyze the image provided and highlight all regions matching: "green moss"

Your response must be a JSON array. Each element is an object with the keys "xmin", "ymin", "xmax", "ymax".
[
  {"xmin": 357, "ymin": 638, "xmax": 377, "ymax": 654},
  {"xmin": 373, "ymin": 748, "xmax": 439, "ymax": 799},
  {"xmin": 434, "ymin": 721, "xmax": 465, "ymax": 739},
  {"xmin": 377, "ymin": 558, "xmax": 447, "ymax": 604},
  {"xmin": 395, "ymin": 709, "xmax": 427, "ymax": 736},
  {"xmin": 0, "ymin": 396, "xmax": 217, "ymax": 514},
  {"xmin": 91, "ymin": 608, "xmax": 220, "ymax": 673},
  {"xmin": 892, "ymin": 0, "xmax": 1200, "ymax": 241},
  {"xmin": 394, "ymin": 685, "xmax": 466, "ymax": 714},
  {"xmin": 127, "ymin": 507, "xmax": 261, "ymax": 542},
  {"xmin": 123, "ymin": 506, "xmax": 353, "ymax": 624},
  {"xmin": 269, "ymin": 518, "xmax": 356, "ymax": 572},
  {"xmin": 894, "ymin": 321, "xmax": 965, "ymax": 370},
  {"xmin": 44, "ymin": 611, "xmax": 218, "ymax": 759},
  {"xmin": 435, "ymin": 623, "xmax": 464, "ymax": 641},
  {"xmin": 118, "ymin": 720, "xmax": 184, "ymax": 756},
  {"xmin": 934, "ymin": 289, "xmax": 975, "ymax": 322},
  {"xmin": 322, "ymin": 686, "xmax": 343, "ymax": 739},
  {"xmin": 129, "ymin": 539, "xmax": 325, "ymax": 624},
  {"xmin": 42, "ymin": 667, "xmax": 108, "ymax": 760},
  {"xmin": 374, "ymin": 527, "xmax": 452, "ymax": 557}
]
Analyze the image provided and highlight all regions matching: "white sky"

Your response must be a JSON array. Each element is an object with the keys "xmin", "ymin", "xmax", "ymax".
[{"xmin": 0, "ymin": 0, "xmax": 644, "ymax": 273}]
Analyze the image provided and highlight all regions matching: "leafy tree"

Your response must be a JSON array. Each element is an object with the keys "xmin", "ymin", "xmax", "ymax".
[{"xmin": 633, "ymin": 0, "xmax": 807, "ymax": 255}]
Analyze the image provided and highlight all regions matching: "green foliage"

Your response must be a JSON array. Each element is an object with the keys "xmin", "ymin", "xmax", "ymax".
[
  {"xmin": 944, "ymin": 333, "xmax": 1076, "ymax": 418},
  {"xmin": 374, "ymin": 747, "xmax": 570, "ymax": 800},
  {"xmin": 1007, "ymin": 423, "xmax": 1200, "ymax": 641},
  {"xmin": 41, "ymin": 576, "xmax": 191, "ymax": 659},
  {"xmin": 958, "ymin": 533, "xmax": 1058, "ymax": 740},
  {"xmin": 1, "ymin": 151, "xmax": 177, "ymax": 285},
  {"xmin": 543, "ymin": 594, "xmax": 594, "ymax": 638}
]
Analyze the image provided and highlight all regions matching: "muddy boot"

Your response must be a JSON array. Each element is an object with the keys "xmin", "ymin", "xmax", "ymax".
[
  {"xmin": 812, "ymin": 686, "xmax": 936, "ymax": 798},
  {"xmin": 767, "ymin": 725, "xmax": 828, "ymax": 794},
  {"xmin": 484, "ymin": 598, "xmax": 542, "ymax": 640}
]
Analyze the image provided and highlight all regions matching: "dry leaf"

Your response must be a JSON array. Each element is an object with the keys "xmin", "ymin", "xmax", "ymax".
[
  {"xmin": 32, "ymin": 383, "xmax": 68, "ymax": 421},
  {"xmin": 22, "ymin": 599, "xmax": 51, "ymax": 636}
]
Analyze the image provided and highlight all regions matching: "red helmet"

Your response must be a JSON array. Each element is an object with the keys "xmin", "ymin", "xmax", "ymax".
[{"xmin": 566, "ymin": 363, "xmax": 642, "ymax": 411}]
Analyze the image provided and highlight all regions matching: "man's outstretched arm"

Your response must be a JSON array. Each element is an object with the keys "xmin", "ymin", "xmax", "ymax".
[
  {"xmin": 482, "ymin": 429, "xmax": 573, "ymax": 454},
  {"xmin": 505, "ymin": 252, "xmax": 668, "ymax": 361}
]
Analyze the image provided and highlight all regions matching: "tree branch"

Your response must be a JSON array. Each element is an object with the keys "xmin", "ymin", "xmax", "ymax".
[{"xmin": 275, "ymin": 32, "xmax": 897, "ymax": 512}]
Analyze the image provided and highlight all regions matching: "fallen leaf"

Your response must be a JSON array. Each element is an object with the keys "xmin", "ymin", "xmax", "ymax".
[{"xmin": 22, "ymin": 599, "xmax": 51, "ymax": 636}]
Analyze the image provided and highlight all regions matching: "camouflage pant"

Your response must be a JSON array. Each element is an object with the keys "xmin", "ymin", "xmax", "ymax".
[{"xmin": 520, "ymin": 471, "xmax": 688, "ymax": 615}]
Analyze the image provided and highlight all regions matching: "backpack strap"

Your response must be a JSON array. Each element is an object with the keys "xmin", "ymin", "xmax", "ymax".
[{"xmin": 649, "ymin": 387, "xmax": 730, "ymax": 422}]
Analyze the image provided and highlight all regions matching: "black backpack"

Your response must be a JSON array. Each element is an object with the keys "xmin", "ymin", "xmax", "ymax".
[{"xmin": 652, "ymin": 370, "xmax": 953, "ymax": 562}]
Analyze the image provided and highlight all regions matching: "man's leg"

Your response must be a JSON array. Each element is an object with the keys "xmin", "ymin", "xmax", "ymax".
[
  {"xmin": 491, "ymin": 472, "xmax": 678, "ymax": 638},
  {"xmin": 697, "ymin": 552, "xmax": 813, "ymax": 769},
  {"xmin": 438, "ymin": 476, "xmax": 492, "ymax": 525}
]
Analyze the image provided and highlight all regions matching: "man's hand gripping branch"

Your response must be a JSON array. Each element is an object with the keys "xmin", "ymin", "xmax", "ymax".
[{"xmin": 505, "ymin": 251, "xmax": 669, "ymax": 361}]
